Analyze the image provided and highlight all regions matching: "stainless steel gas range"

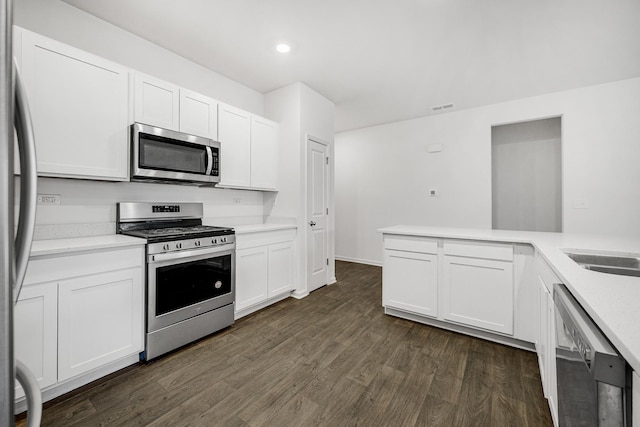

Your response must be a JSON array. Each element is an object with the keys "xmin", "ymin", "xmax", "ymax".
[{"xmin": 117, "ymin": 202, "xmax": 235, "ymax": 360}]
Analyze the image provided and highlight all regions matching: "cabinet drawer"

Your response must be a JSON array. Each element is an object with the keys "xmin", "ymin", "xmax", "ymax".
[
  {"xmin": 536, "ymin": 254, "xmax": 561, "ymax": 293},
  {"xmin": 25, "ymin": 246, "xmax": 145, "ymax": 286},
  {"xmin": 384, "ymin": 235, "xmax": 438, "ymax": 254},
  {"xmin": 443, "ymin": 240, "xmax": 513, "ymax": 261},
  {"xmin": 236, "ymin": 229, "xmax": 296, "ymax": 250}
]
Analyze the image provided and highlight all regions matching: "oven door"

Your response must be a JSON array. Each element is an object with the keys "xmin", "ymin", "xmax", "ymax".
[{"xmin": 147, "ymin": 246, "xmax": 234, "ymax": 332}]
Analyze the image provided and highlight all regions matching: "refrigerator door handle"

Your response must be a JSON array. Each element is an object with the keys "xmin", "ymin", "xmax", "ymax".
[
  {"xmin": 15, "ymin": 360, "xmax": 42, "ymax": 427},
  {"xmin": 13, "ymin": 62, "xmax": 37, "ymax": 303}
]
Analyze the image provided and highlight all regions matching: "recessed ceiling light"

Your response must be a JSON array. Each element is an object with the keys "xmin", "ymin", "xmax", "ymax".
[{"xmin": 276, "ymin": 43, "xmax": 291, "ymax": 53}]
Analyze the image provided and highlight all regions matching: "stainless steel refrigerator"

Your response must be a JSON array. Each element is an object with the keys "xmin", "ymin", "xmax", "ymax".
[{"xmin": 1, "ymin": 0, "xmax": 42, "ymax": 425}]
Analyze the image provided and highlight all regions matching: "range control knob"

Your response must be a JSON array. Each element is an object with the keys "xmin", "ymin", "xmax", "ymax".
[
  {"xmin": 176, "ymin": 242, "xmax": 182, "ymax": 249},
  {"xmin": 162, "ymin": 244, "xmax": 170, "ymax": 251},
  {"xmin": 212, "ymin": 238, "xmax": 218, "ymax": 245},
  {"xmin": 195, "ymin": 240, "xmax": 201, "ymax": 247}
]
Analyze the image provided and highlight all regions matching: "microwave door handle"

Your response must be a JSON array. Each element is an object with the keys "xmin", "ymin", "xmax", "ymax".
[{"xmin": 205, "ymin": 146, "xmax": 213, "ymax": 175}]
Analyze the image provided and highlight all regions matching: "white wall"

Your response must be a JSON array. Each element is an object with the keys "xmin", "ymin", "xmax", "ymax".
[
  {"xmin": 14, "ymin": 0, "xmax": 268, "ymax": 238},
  {"xmin": 14, "ymin": 0, "xmax": 264, "ymax": 114},
  {"xmin": 492, "ymin": 118, "xmax": 562, "ymax": 232},
  {"xmin": 265, "ymin": 82, "xmax": 335, "ymax": 293},
  {"xmin": 17, "ymin": 178, "xmax": 263, "ymax": 240},
  {"xmin": 335, "ymin": 77, "xmax": 640, "ymax": 265}
]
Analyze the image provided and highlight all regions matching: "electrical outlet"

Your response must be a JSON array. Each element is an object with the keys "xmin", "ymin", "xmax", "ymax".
[
  {"xmin": 37, "ymin": 194, "xmax": 61, "ymax": 205},
  {"xmin": 573, "ymin": 199, "xmax": 588, "ymax": 209},
  {"xmin": 233, "ymin": 198, "xmax": 242, "ymax": 205}
]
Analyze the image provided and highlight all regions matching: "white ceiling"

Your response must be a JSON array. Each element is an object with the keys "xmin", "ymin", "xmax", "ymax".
[{"xmin": 62, "ymin": 0, "xmax": 640, "ymax": 132}]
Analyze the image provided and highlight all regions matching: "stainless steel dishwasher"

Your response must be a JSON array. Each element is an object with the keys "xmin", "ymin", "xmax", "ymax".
[{"xmin": 553, "ymin": 283, "xmax": 632, "ymax": 426}]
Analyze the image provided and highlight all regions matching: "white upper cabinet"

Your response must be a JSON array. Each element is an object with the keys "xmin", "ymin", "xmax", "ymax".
[
  {"xmin": 19, "ymin": 28, "xmax": 129, "ymax": 181},
  {"xmin": 218, "ymin": 103, "xmax": 252, "ymax": 188},
  {"xmin": 134, "ymin": 74, "xmax": 219, "ymax": 139},
  {"xmin": 179, "ymin": 89, "xmax": 218, "ymax": 139},
  {"xmin": 133, "ymin": 72, "xmax": 180, "ymax": 130},
  {"xmin": 250, "ymin": 116, "xmax": 279, "ymax": 190},
  {"xmin": 218, "ymin": 103, "xmax": 280, "ymax": 191}
]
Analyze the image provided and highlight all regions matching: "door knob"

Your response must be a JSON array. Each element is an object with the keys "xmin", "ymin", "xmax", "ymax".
[{"xmin": 309, "ymin": 221, "xmax": 316, "ymax": 226}]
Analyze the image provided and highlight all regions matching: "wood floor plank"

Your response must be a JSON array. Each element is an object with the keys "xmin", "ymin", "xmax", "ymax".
[
  {"xmin": 24, "ymin": 260, "xmax": 552, "ymax": 427},
  {"xmin": 415, "ymin": 395, "xmax": 459, "ymax": 427},
  {"xmin": 490, "ymin": 392, "xmax": 529, "ymax": 427}
]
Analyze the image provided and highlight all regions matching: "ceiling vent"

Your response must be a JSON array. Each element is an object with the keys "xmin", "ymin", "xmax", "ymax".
[{"xmin": 431, "ymin": 103, "xmax": 455, "ymax": 112}]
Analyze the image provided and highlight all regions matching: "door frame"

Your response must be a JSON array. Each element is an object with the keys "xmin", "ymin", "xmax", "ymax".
[{"xmin": 305, "ymin": 134, "xmax": 334, "ymax": 292}]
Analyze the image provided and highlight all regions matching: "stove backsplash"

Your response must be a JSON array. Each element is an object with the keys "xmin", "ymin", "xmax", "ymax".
[{"xmin": 26, "ymin": 177, "xmax": 265, "ymax": 240}]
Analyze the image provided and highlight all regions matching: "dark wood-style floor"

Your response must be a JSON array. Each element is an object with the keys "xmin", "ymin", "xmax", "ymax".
[{"xmin": 19, "ymin": 261, "xmax": 552, "ymax": 426}]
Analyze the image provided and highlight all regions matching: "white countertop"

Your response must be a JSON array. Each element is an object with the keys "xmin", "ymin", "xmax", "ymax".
[
  {"xmin": 30, "ymin": 234, "xmax": 147, "ymax": 258},
  {"xmin": 379, "ymin": 225, "xmax": 640, "ymax": 372},
  {"xmin": 232, "ymin": 223, "xmax": 297, "ymax": 234}
]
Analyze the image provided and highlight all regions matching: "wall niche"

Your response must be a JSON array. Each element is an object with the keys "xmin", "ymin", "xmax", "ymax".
[{"xmin": 491, "ymin": 117, "xmax": 562, "ymax": 232}]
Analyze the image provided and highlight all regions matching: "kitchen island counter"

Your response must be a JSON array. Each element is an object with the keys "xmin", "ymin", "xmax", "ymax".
[{"xmin": 378, "ymin": 225, "xmax": 640, "ymax": 373}]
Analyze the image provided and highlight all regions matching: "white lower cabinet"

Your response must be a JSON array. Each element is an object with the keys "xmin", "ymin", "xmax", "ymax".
[
  {"xmin": 442, "ymin": 255, "xmax": 514, "ymax": 335},
  {"xmin": 383, "ymin": 237, "xmax": 518, "ymax": 337},
  {"xmin": 383, "ymin": 249, "xmax": 438, "ymax": 318},
  {"xmin": 267, "ymin": 242, "xmax": 295, "ymax": 297},
  {"xmin": 14, "ymin": 245, "xmax": 144, "ymax": 403},
  {"xmin": 235, "ymin": 228, "xmax": 296, "ymax": 317},
  {"xmin": 236, "ymin": 246, "xmax": 269, "ymax": 310},
  {"xmin": 536, "ymin": 255, "xmax": 559, "ymax": 426},
  {"xmin": 14, "ymin": 282, "xmax": 57, "ymax": 399},
  {"xmin": 58, "ymin": 268, "xmax": 143, "ymax": 381}
]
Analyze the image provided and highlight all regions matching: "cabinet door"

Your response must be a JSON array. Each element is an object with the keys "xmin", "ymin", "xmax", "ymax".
[
  {"xmin": 442, "ymin": 256, "xmax": 514, "ymax": 334},
  {"xmin": 547, "ymin": 291, "xmax": 558, "ymax": 426},
  {"xmin": 236, "ymin": 246, "xmax": 269, "ymax": 311},
  {"xmin": 134, "ymin": 72, "xmax": 180, "ymax": 130},
  {"xmin": 218, "ymin": 103, "xmax": 251, "ymax": 187},
  {"xmin": 268, "ymin": 242, "xmax": 294, "ymax": 298},
  {"xmin": 250, "ymin": 116, "xmax": 279, "ymax": 190},
  {"xmin": 179, "ymin": 89, "xmax": 218, "ymax": 139},
  {"xmin": 536, "ymin": 277, "xmax": 549, "ymax": 396},
  {"xmin": 20, "ymin": 30, "xmax": 129, "ymax": 180},
  {"xmin": 14, "ymin": 282, "xmax": 58, "ymax": 398},
  {"xmin": 58, "ymin": 268, "xmax": 143, "ymax": 381},
  {"xmin": 383, "ymin": 249, "xmax": 438, "ymax": 318}
]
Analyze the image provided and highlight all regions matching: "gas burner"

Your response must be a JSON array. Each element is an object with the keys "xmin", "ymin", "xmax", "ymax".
[
  {"xmin": 116, "ymin": 202, "xmax": 234, "ymax": 243},
  {"xmin": 123, "ymin": 225, "xmax": 234, "ymax": 242}
]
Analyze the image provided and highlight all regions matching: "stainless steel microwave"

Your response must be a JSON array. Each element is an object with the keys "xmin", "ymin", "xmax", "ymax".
[{"xmin": 131, "ymin": 122, "xmax": 220, "ymax": 185}]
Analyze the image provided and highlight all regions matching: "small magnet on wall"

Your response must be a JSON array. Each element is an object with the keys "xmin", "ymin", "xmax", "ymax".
[{"xmin": 426, "ymin": 144, "xmax": 442, "ymax": 153}]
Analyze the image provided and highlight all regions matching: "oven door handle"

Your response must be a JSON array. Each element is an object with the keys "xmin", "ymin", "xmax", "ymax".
[{"xmin": 149, "ymin": 245, "xmax": 233, "ymax": 264}]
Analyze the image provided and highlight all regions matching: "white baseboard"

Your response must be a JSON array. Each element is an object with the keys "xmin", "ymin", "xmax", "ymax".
[
  {"xmin": 384, "ymin": 307, "xmax": 535, "ymax": 352},
  {"xmin": 291, "ymin": 290, "xmax": 309, "ymax": 299},
  {"xmin": 335, "ymin": 256, "xmax": 382, "ymax": 267},
  {"xmin": 14, "ymin": 353, "xmax": 140, "ymax": 414},
  {"xmin": 235, "ymin": 293, "xmax": 291, "ymax": 319}
]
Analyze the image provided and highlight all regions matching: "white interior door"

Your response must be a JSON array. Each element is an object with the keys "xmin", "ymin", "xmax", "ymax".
[{"xmin": 307, "ymin": 137, "xmax": 329, "ymax": 292}]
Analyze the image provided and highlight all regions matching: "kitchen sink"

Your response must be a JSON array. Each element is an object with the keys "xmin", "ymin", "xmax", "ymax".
[{"xmin": 563, "ymin": 251, "xmax": 640, "ymax": 277}]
